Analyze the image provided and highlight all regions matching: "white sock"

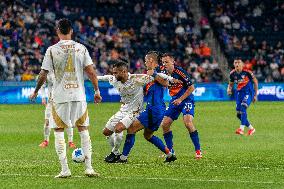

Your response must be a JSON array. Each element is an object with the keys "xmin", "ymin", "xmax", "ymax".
[
  {"xmin": 66, "ymin": 127, "xmax": 73, "ymax": 143},
  {"xmin": 120, "ymin": 154, "xmax": 127, "ymax": 160},
  {"xmin": 112, "ymin": 132, "xmax": 123, "ymax": 155},
  {"xmin": 54, "ymin": 131, "xmax": 69, "ymax": 172},
  {"xmin": 79, "ymin": 130, "xmax": 92, "ymax": 170},
  {"xmin": 240, "ymin": 125, "xmax": 245, "ymax": 131},
  {"xmin": 107, "ymin": 133, "xmax": 115, "ymax": 150},
  {"xmin": 44, "ymin": 124, "xmax": 50, "ymax": 141},
  {"xmin": 248, "ymin": 125, "xmax": 254, "ymax": 130}
]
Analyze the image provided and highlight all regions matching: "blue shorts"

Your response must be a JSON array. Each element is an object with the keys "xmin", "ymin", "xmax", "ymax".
[
  {"xmin": 236, "ymin": 92, "xmax": 252, "ymax": 111},
  {"xmin": 137, "ymin": 106, "xmax": 165, "ymax": 131},
  {"xmin": 164, "ymin": 99, "xmax": 195, "ymax": 121}
]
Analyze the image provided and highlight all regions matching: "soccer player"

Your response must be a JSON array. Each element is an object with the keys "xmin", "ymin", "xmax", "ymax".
[
  {"xmin": 116, "ymin": 51, "xmax": 177, "ymax": 163},
  {"xmin": 30, "ymin": 18, "xmax": 102, "ymax": 178},
  {"xmin": 227, "ymin": 59, "xmax": 258, "ymax": 135},
  {"xmin": 160, "ymin": 53, "xmax": 202, "ymax": 160},
  {"xmin": 38, "ymin": 73, "xmax": 76, "ymax": 149},
  {"xmin": 98, "ymin": 58, "xmax": 177, "ymax": 163}
]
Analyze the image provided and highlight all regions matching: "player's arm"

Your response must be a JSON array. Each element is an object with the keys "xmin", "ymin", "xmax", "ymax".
[
  {"xmin": 227, "ymin": 82, "xmax": 234, "ymax": 96},
  {"xmin": 146, "ymin": 70, "xmax": 169, "ymax": 87},
  {"xmin": 252, "ymin": 75, "xmax": 258, "ymax": 103},
  {"xmin": 30, "ymin": 69, "xmax": 48, "ymax": 100},
  {"xmin": 83, "ymin": 47, "xmax": 102, "ymax": 103},
  {"xmin": 39, "ymin": 83, "xmax": 47, "ymax": 105},
  {"xmin": 84, "ymin": 65, "xmax": 102, "ymax": 103},
  {"xmin": 172, "ymin": 84, "xmax": 195, "ymax": 106},
  {"xmin": 97, "ymin": 75, "xmax": 113, "ymax": 81}
]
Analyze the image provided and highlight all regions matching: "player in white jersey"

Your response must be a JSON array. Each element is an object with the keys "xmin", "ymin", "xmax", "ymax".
[
  {"xmin": 98, "ymin": 58, "xmax": 178, "ymax": 163},
  {"xmin": 38, "ymin": 73, "xmax": 76, "ymax": 149},
  {"xmin": 30, "ymin": 19, "xmax": 102, "ymax": 178}
]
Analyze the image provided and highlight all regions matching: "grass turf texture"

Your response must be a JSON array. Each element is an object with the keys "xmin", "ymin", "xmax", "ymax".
[{"xmin": 0, "ymin": 102, "xmax": 283, "ymax": 189}]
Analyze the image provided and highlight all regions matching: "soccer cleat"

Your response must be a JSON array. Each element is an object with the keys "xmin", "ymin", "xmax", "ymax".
[
  {"xmin": 164, "ymin": 154, "xmax": 177, "ymax": 163},
  {"xmin": 54, "ymin": 169, "xmax": 71, "ymax": 178},
  {"xmin": 235, "ymin": 128, "xmax": 244, "ymax": 135},
  {"xmin": 195, "ymin": 150, "xmax": 202, "ymax": 159},
  {"xmin": 115, "ymin": 157, "xmax": 128, "ymax": 163},
  {"xmin": 39, "ymin": 140, "xmax": 49, "ymax": 148},
  {"xmin": 248, "ymin": 128, "xmax": 256, "ymax": 136},
  {"xmin": 85, "ymin": 168, "xmax": 100, "ymax": 177},
  {"xmin": 68, "ymin": 142, "xmax": 76, "ymax": 149},
  {"xmin": 104, "ymin": 152, "xmax": 120, "ymax": 163}
]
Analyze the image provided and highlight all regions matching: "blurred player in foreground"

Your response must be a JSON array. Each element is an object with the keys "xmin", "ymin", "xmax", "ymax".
[{"xmin": 227, "ymin": 59, "xmax": 258, "ymax": 135}]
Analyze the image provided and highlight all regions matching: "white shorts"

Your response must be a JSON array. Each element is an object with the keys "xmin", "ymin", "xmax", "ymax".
[
  {"xmin": 45, "ymin": 103, "xmax": 52, "ymax": 119},
  {"xmin": 105, "ymin": 110, "xmax": 139, "ymax": 132},
  {"xmin": 50, "ymin": 101, "xmax": 89, "ymax": 129}
]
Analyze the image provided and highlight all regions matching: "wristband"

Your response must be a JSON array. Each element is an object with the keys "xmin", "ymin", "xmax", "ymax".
[{"xmin": 94, "ymin": 90, "xmax": 100, "ymax": 94}]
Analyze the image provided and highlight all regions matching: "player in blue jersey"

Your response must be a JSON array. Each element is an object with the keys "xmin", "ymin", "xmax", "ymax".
[
  {"xmin": 160, "ymin": 53, "xmax": 202, "ymax": 160},
  {"xmin": 227, "ymin": 59, "xmax": 258, "ymax": 136},
  {"xmin": 116, "ymin": 51, "xmax": 177, "ymax": 163}
]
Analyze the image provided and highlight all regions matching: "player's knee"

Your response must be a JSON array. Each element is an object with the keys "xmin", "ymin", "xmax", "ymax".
[
  {"xmin": 114, "ymin": 123, "xmax": 125, "ymax": 133},
  {"xmin": 185, "ymin": 122, "xmax": 195, "ymax": 132},
  {"xmin": 143, "ymin": 132, "xmax": 152, "ymax": 140}
]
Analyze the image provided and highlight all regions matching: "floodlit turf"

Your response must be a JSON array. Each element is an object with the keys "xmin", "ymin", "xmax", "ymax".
[{"xmin": 0, "ymin": 102, "xmax": 283, "ymax": 189}]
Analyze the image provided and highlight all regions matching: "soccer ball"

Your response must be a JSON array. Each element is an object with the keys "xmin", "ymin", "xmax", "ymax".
[{"xmin": 72, "ymin": 148, "xmax": 85, "ymax": 163}]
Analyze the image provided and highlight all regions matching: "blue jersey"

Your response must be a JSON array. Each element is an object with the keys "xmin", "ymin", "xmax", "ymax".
[
  {"xmin": 229, "ymin": 69, "xmax": 255, "ymax": 95},
  {"xmin": 168, "ymin": 66, "xmax": 194, "ymax": 101},
  {"xmin": 138, "ymin": 65, "xmax": 166, "ymax": 131}
]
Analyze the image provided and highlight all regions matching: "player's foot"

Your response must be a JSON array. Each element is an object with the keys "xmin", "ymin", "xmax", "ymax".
[
  {"xmin": 248, "ymin": 128, "xmax": 256, "ymax": 136},
  {"xmin": 68, "ymin": 142, "xmax": 76, "ymax": 149},
  {"xmin": 195, "ymin": 150, "xmax": 202, "ymax": 159},
  {"xmin": 235, "ymin": 128, "xmax": 244, "ymax": 135},
  {"xmin": 115, "ymin": 157, "xmax": 128, "ymax": 163},
  {"xmin": 39, "ymin": 140, "xmax": 49, "ymax": 148},
  {"xmin": 164, "ymin": 154, "xmax": 177, "ymax": 163},
  {"xmin": 104, "ymin": 152, "xmax": 120, "ymax": 163},
  {"xmin": 54, "ymin": 169, "xmax": 71, "ymax": 178},
  {"xmin": 85, "ymin": 168, "xmax": 100, "ymax": 177}
]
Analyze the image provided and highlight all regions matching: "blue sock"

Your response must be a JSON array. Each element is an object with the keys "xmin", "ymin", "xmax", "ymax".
[
  {"xmin": 163, "ymin": 131, "xmax": 174, "ymax": 153},
  {"xmin": 148, "ymin": 135, "xmax": 169, "ymax": 154},
  {"xmin": 241, "ymin": 111, "xmax": 250, "ymax": 127},
  {"xmin": 189, "ymin": 130, "xmax": 201, "ymax": 151},
  {"xmin": 122, "ymin": 134, "xmax": 135, "ymax": 157}
]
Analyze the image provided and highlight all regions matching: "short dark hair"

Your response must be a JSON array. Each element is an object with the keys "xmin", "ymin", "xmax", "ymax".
[
  {"xmin": 162, "ymin": 53, "xmax": 175, "ymax": 59},
  {"xmin": 113, "ymin": 58, "xmax": 128, "ymax": 69},
  {"xmin": 57, "ymin": 18, "xmax": 72, "ymax": 35}
]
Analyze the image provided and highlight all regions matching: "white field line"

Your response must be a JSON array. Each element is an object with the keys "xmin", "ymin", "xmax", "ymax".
[
  {"xmin": 0, "ymin": 159, "xmax": 283, "ymax": 171},
  {"xmin": 0, "ymin": 173, "xmax": 280, "ymax": 184}
]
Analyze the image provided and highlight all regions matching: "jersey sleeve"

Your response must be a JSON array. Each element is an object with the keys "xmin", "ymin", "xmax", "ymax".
[
  {"xmin": 177, "ymin": 68, "xmax": 193, "ymax": 87},
  {"xmin": 246, "ymin": 70, "xmax": 255, "ymax": 80},
  {"xmin": 97, "ymin": 75, "xmax": 114, "ymax": 82},
  {"xmin": 132, "ymin": 74, "xmax": 154, "ymax": 86},
  {"xmin": 41, "ymin": 47, "xmax": 53, "ymax": 72},
  {"xmin": 229, "ymin": 70, "xmax": 235, "ymax": 82},
  {"xmin": 83, "ymin": 47, "xmax": 93, "ymax": 68}
]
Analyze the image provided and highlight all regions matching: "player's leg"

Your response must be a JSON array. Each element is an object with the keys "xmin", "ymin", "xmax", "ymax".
[
  {"xmin": 182, "ymin": 102, "xmax": 202, "ymax": 159},
  {"xmin": 51, "ymin": 102, "xmax": 71, "ymax": 178},
  {"xmin": 235, "ymin": 92, "xmax": 245, "ymax": 135},
  {"xmin": 162, "ymin": 103, "xmax": 180, "ymax": 154},
  {"xmin": 39, "ymin": 103, "xmax": 52, "ymax": 147},
  {"xmin": 73, "ymin": 101, "xmax": 99, "ymax": 177},
  {"xmin": 240, "ymin": 94, "xmax": 255, "ymax": 135},
  {"xmin": 66, "ymin": 126, "xmax": 76, "ymax": 148},
  {"xmin": 117, "ymin": 119, "xmax": 144, "ymax": 163}
]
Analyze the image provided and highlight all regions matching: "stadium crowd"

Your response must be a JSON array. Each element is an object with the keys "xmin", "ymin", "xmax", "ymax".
[
  {"xmin": 202, "ymin": 0, "xmax": 284, "ymax": 82},
  {"xmin": 0, "ymin": 0, "xmax": 222, "ymax": 82}
]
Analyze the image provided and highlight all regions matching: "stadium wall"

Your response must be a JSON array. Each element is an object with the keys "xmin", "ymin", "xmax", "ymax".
[{"xmin": 0, "ymin": 81, "xmax": 283, "ymax": 104}]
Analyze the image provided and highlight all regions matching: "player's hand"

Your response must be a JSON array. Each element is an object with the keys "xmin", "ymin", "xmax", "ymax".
[
  {"xmin": 94, "ymin": 93, "xmax": 102, "ymax": 104},
  {"xmin": 147, "ymin": 69, "xmax": 154, "ymax": 76},
  {"xmin": 227, "ymin": 89, "xmax": 232, "ymax": 96},
  {"xmin": 29, "ymin": 92, "xmax": 38, "ymax": 101},
  {"xmin": 253, "ymin": 95, "xmax": 257, "ymax": 103},
  {"xmin": 172, "ymin": 98, "xmax": 182, "ymax": 106},
  {"xmin": 41, "ymin": 98, "xmax": 47, "ymax": 106},
  {"xmin": 172, "ymin": 79, "xmax": 183, "ymax": 84}
]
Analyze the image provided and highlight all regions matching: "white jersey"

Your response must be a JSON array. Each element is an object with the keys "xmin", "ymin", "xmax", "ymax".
[
  {"xmin": 98, "ymin": 74, "xmax": 154, "ymax": 113},
  {"xmin": 41, "ymin": 40, "xmax": 93, "ymax": 103}
]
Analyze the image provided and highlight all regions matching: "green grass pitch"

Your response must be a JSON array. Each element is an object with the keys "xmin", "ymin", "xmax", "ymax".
[{"xmin": 0, "ymin": 102, "xmax": 283, "ymax": 189}]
